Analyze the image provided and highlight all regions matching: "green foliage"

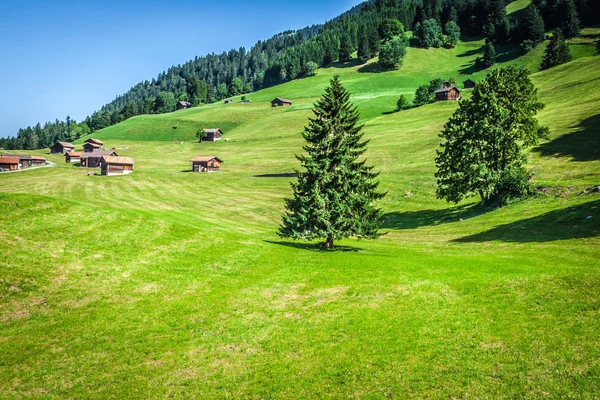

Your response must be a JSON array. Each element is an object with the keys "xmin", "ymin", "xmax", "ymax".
[
  {"xmin": 279, "ymin": 76, "xmax": 385, "ymax": 249},
  {"xmin": 597, "ymin": 39, "xmax": 600, "ymax": 54},
  {"xmin": 443, "ymin": 21, "xmax": 461, "ymax": 48},
  {"xmin": 413, "ymin": 19, "xmax": 444, "ymax": 48},
  {"xmin": 378, "ymin": 36, "xmax": 407, "ymax": 69},
  {"xmin": 483, "ymin": 40, "xmax": 496, "ymax": 67},
  {"xmin": 195, "ymin": 128, "xmax": 207, "ymax": 142},
  {"xmin": 339, "ymin": 33, "xmax": 355, "ymax": 62},
  {"xmin": 559, "ymin": 0, "xmax": 580, "ymax": 39},
  {"xmin": 435, "ymin": 67, "xmax": 549, "ymax": 204},
  {"xmin": 228, "ymin": 77, "xmax": 244, "ymax": 96},
  {"xmin": 305, "ymin": 61, "xmax": 318, "ymax": 76},
  {"xmin": 153, "ymin": 92, "xmax": 176, "ymax": 113},
  {"xmin": 413, "ymin": 85, "xmax": 431, "ymax": 106},
  {"xmin": 520, "ymin": 39, "xmax": 535, "ymax": 55},
  {"xmin": 495, "ymin": 165, "xmax": 535, "ymax": 206},
  {"xmin": 186, "ymin": 77, "xmax": 207, "ymax": 106},
  {"xmin": 541, "ymin": 30, "xmax": 572, "ymax": 70},
  {"xmin": 520, "ymin": 4, "xmax": 545, "ymax": 46},
  {"xmin": 357, "ymin": 30, "xmax": 372, "ymax": 63},
  {"xmin": 396, "ymin": 94, "xmax": 411, "ymax": 110},
  {"xmin": 379, "ymin": 18, "xmax": 404, "ymax": 41}
]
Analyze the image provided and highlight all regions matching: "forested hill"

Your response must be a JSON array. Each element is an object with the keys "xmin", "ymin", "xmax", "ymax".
[{"xmin": 1, "ymin": 0, "xmax": 598, "ymax": 151}]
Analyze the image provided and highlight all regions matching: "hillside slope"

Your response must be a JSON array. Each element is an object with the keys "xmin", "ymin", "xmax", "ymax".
[{"xmin": 0, "ymin": 31, "xmax": 599, "ymax": 397}]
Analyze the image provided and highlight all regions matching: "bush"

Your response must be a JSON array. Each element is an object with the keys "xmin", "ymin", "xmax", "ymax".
[
  {"xmin": 396, "ymin": 94, "xmax": 411, "ymax": 110},
  {"xmin": 306, "ymin": 61, "xmax": 318, "ymax": 77},
  {"xmin": 494, "ymin": 165, "xmax": 535, "ymax": 206},
  {"xmin": 520, "ymin": 39, "xmax": 535, "ymax": 55}
]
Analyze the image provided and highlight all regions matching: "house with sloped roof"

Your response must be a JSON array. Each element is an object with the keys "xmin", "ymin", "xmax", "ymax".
[
  {"xmin": 201, "ymin": 128, "xmax": 223, "ymax": 142},
  {"xmin": 80, "ymin": 151, "xmax": 118, "ymax": 168},
  {"xmin": 0, "ymin": 156, "xmax": 20, "ymax": 171},
  {"xmin": 50, "ymin": 141, "xmax": 75, "ymax": 154},
  {"xmin": 271, "ymin": 98, "xmax": 292, "ymax": 107},
  {"xmin": 190, "ymin": 156, "xmax": 222, "ymax": 172},
  {"xmin": 101, "ymin": 156, "xmax": 134, "ymax": 175},
  {"xmin": 435, "ymin": 86, "xmax": 461, "ymax": 101}
]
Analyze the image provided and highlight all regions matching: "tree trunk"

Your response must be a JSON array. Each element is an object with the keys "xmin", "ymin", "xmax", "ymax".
[
  {"xmin": 323, "ymin": 235, "xmax": 335, "ymax": 249},
  {"xmin": 479, "ymin": 190, "xmax": 486, "ymax": 207}
]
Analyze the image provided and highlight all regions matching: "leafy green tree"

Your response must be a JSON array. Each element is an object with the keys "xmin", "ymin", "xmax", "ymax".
[
  {"xmin": 520, "ymin": 4, "xmax": 545, "ymax": 46},
  {"xmin": 397, "ymin": 94, "xmax": 411, "ymax": 110},
  {"xmin": 435, "ymin": 67, "xmax": 549, "ymax": 205},
  {"xmin": 378, "ymin": 37, "xmax": 407, "ymax": 69},
  {"xmin": 559, "ymin": 0, "xmax": 580, "ymax": 38},
  {"xmin": 379, "ymin": 18, "xmax": 404, "ymax": 41},
  {"xmin": 483, "ymin": 40, "xmax": 496, "ymax": 67},
  {"xmin": 541, "ymin": 29, "xmax": 572, "ymax": 69},
  {"xmin": 306, "ymin": 61, "xmax": 318, "ymax": 76},
  {"xmin": 195, "ymin": 128, "xmax": 207, "ymax": 142},
  {"xmin": 443, "ymin": 21, "xmax": 461, "ymax": 48},
  {"xmin": 279, "ymin": 76, "xmax": 385, "ymax": 249},
  {"xmin": 228, "ymin": 77, "xmax": 244, "ymax": 96},
  {"xmin": 154, "ymin": 92, "xmax": 176, "ymax": 113},
  {"xmin": 413, "ymin": 84, "xmax": 432, "ymax": 106},
  {"xmin": 413, "ymin": 19, "xmax": 443, "ymax": 48}
]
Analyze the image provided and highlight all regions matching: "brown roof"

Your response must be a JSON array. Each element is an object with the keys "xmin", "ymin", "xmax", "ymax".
[
  {"xmin": 84, "ymin": 142, "xmax": 102, "ymax": 148},
  {"xmin": 203, "ymin": 128, "xmax": 222, "ymax": 134},
  {"xmin": 102, "ymin": 156, "xmax": 134, "ymax": 165},
  {"xmin": 435, "ymin": 86, "xmax": 460, "ymax": 93},
  {"xmin": 190, "ymin": 156, "xmax": 223, "ymax": 163},
  {"xmin": 0, "ymin": 156, "xmax": 20, "ymax": 164},
  {"xmin": 2, "ymin": 153, "xmax": 32, "ymax": 160},
  {"xmin": 85, "ymin": 138, "xmax": 104, "ymax": 145},
  {"xmin": 66, "ymin": 152, "xmax": 83, "ymax": 157},
  {"xmin": 80, "ymin": 151, "xmax": 117, "ymax": 159},
  {"xmin": 31, "ymin": 156, "xmax": 46, "ymax": 161},
  {"xmin": 57, "ymin": 141, "xmax": 74, "ymax": 148},
  {"xmin": 272, "ymin": 97, "xmax": 292, "ymax": 103}
]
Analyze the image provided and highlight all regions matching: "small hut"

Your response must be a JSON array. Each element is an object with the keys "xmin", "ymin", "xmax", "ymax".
[
  {"xmin": 271, "ymin": 98, "xmax": 292, "ymax": 107},
  {"xmin": 463, "ymin": 79, "xmax": 476, "ymax": 89},
  {"xmin": 83, "ymin": 142, "xmax": 102, "ymax": 152},
  {"xmin": 85, "ymin": 138, "xmax": 104, "ymax": 146},
  {"xmin": 0, "ymin": 156, "xmax": 20, "ymax": 171},
  {"xmin": 435, "ymin": 86, "xmax": 461, "ymax": 101},
  {"xmin": 202, "ymin": 128, "xmax": 223, "ymax": 142},
  {"xmin": 224, "ymin": 99, "xmax": 233, "ymax": 104},
  {"xmin": 190, "ymin": 156, "xmax": 223, "ymax": 172},
  {"xmin": 80, "ymin": 151, "xmax": 118, "ymax": 168},
  {"xmin": 176, "ymin": 101, "xmax": 191, "ymax": 110},
  {"xmin": 101, "ymin": 156, "xmax": 134, "ymax": 176},
  {"xmin": 65, "ymin": 152, "xmax": 83, "ymax": 163},
  {"xmin": 30, "ymin": 156, "xmax": 47, "ymax": 166},
  {"xmin": 2, "ymin": 153, "xmax": 32, "ymax": 168},
  {"xmin": 50, "ymin": 142, "xmax": 74, "ymax": 154}
]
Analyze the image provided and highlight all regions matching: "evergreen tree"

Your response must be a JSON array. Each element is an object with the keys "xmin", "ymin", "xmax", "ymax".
[
  {"xmin": 279, "ymin": 76, "xmax": 385, "ymax": 249},
  {"xmin": 559, "ymin": 0, "xmax": 580, "ymax": 38},
  {"xmin": 520, "ymin": 4, "xmax": 545, "ymax": 46},
  {"xmin": 483, "ymin": 40, "xmax": 496, "ymax": 67},
  {"xmin": 228, "ymin": 77, "xmax": 244, "ymax": 96},
  {"xmin": 435, "ymin": 67, "xmax": 549, "ymax": 205},
  {"xmin": 339, "ymin": 33, "xmax": 354, "ymax": 62},
  {"xmin": 357, "ymin": 30, "xmax": 372, "ymax": 63},
  {"xmin": 541, "ymin": 29, "xmax": 572, "ymax": 69},
  {"xmin": 397, "ymin": 94, "xmax": 411, "ymax": 110}
]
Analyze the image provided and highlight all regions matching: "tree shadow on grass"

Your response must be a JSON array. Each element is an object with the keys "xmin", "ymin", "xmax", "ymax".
[
  {"xmin": 254, "ymin": 173, "xmax": 297, "ymax": 178},
  {"xmin": 454, "ymin": 199, "xmax": 600, "ymax": 243},
  {"xmin": 382, "ymin": 204, "xmax": 487, "ymax": 230},
  {"xmin": 265, "ymin": 240, "xmax": 363, "ymax": 252},
  {"xmin": 328, "ymin": 59, "xmax": 362, "ymax": 69},
  {"xmin": 535, "ymin": 114, "xmax": 600, "ymax": 162},
  {"xmin": 495, "ymin": 44, "xmax": 521, "ymax": 64},
  {"xmin": 358, "ymin": 63, "xmax": 388, "ymax": 73},
  {"xmin": 457, "ymin": 47, "xmax": 482, "ymax": 58}
]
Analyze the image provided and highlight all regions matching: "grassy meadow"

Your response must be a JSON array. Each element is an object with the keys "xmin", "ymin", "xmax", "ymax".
[{"xmin": 1, "ymin": 26, "xmax": 599, "ymax": 398}]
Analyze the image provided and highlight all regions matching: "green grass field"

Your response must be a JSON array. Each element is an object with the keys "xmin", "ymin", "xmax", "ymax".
[{"xmin": 1, "ymin": 27, "xmax": 599, "ymax": 398}]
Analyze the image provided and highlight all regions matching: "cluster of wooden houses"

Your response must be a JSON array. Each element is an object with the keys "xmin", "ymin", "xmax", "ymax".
[
  {"xmin": 0, "ymin": 153, "xmax": 47, "ymax": 172},
  {"xmin": 53, "ymin": 138, "xmax": 135, "ymax": 176}
]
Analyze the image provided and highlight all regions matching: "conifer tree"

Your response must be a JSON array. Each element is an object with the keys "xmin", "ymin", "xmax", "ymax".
[
  {"xmin": 358, "ymin": 30, "xmax": 372, "ymax": 63},
  {"xmin": 541, "ymin": 29, "xmax": 572, "ymax": 69},
  {"xmin": 483, "ymin": 40, "xmax": 496, "ymax": 67},
  {"xmin": 559, "ymin": 0, "xmax": 580, "ymax": 38},
  {"xmin": 279, "ymin": 76, "xmax": 385, "ymax": 249},
  {"xmin": 520, "ymin": 4, "xmax": 545, "ymax": 46}
]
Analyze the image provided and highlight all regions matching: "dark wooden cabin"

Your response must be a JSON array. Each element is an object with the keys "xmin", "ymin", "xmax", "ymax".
[
  {"xmin": 65, "ymin": 152, "xmax": 83, "ymax": 163},
  {"xmin": 435, "ymin": 86, "xmax": 461, "ymax": 101},
  {"xmin": 50, "ymin": 141, "xmax": 74, "ymax": 154},
  {"xmin": 190, "ymin": 156, "xmax": 223, "ymax": 172},
  {"xmin": 0, "ymin": 156, "xmax": 20, "ymax": 171},
  {"xmin": 85, "ymin": 138, "xmax": 104, "ymax": 146},
  {"xmin": 463, "ymin": 79, "xmax": 476, "ymax": 89},
  {"xmin": 31, "ymin": 156, "xmax": 47, "ymax": 166},
  {"xmin": 176, "ymin": 101, "xmax": 191, "ymax": 110},
  {"xmin": 271, "ymin": 97, "xmax": 292, "ymax": 107},
  {"xmin": 101, "ymin": 156, "xmax": 134, "ymax": 176},
  {"xmin": 83, "ymin": 142, "xmax": 102, "ymax": 152},
  {"xmin": 2, "ymin": 153, "xmax": 33, "ymax": 167},
  {"xmin": 80, "ymin": 151, "xmax": 118, "ymax": 168},
  {"xmin": 202, "ymin": 128, "xmax": 223, "ymax": 142}
]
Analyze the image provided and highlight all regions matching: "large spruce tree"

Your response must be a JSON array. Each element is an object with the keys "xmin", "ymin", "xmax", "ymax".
[
  {"xmin": 279, "ymin": 76, "xmax": 385, "ymax": 249},
  {"xmin": 541, "ymin": 29, "xmax": 572, "ymax": 69}
]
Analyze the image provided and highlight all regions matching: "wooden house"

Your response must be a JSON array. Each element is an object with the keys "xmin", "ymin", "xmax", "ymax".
[
  {"xmin": 271, "ymin": 98, "xmax": 292, "ymax": 107},
  {"xmin": 80, "ymin": 151, "xmax": 117, "ymax": 168},
  {"xmin": 50, "ymin": 141, "xmax": 74, "ymax": 154},
  {"xmin": 435, "ymin": 86, "xmax": 461, "ymax": 101},
  {"xmin": 65, "ymin": 152, "xmax": 83, "ymax": 163},
  {"xmin": 463, "ymin": 79, "xmax": 476, "ymax": 89},
  {"xmin": 0, "ymin": 156, "xmax": 20, "ymax": 171},
  {"xmin": 2, "ymin": 153, "xmax": 33, "ymax": 167},
  {"xmin": 83, "ymin": 142, "xmax": 102, "ymax": 152},
  {"xmin": 101, "ymin": 156, "xmax": 134, "ymax": 176},
  {"xmin": 85, "ymin": 138, "xmax": 104, "ymax": 146},
  {"xmin": 176, "ymin": 101, "xmax": 191, "ymax": 110},
  {"xmin": 202, "ymin": 128, "xmax": 223, "ymax": 142},
  {"xmin": 31, "ymin": 156, "xmax": 47, "ymax": 166},
  {"xmin": 224, "ymin": 99, "xmax": 233, "ymax": 104},
  {"xmin": 190, "ymin": 156, "xmax": 223, "ymax": 172}
]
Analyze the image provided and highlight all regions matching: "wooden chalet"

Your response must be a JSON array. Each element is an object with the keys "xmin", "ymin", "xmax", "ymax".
[
  {"xmin": 83, "ymin": 142, "xmax": 103, "ymax": 152},
  {"xmin": 202, "ymin": 128, "xmax": 223, "ymax": 142},
  {"xmin": 176, "ymin": 101, "xmax": 191, "ymax": 110},
  {"xmin": 80, "ymin": 151, "xmax": 117, "ymax": 168},
  {"xmin": 50, "ymin": 141, "xmax": 74, "ymax": 154},
  {"xmin": 190, "ymin": 156, "xmax": 222, "ymax": 172},
  {"xmin": 271, "ymin": 97, "xmax": 292, "ymax": 107},
  {"xmin": 30, "ymin": 156, "xmax": 47, "ymax": 166},
  {"xmin": 65, "ymin": 152, "xmax": 83, "ymax": 163},
  {"xmin": 101, "ymin": 156, "xmax": 134, "ymax": 176},
  {"xmin": 463, "ymin": 79, "xmax": 476, "ymax": 89},
  {"xmin": 2, "ymin": 153, "xmax": 33, "ymax": 167},
  {"xmin": 0, "ymin": 156, "xmax": 20, "ymax": 171},
  {"xmin": 435, "ymin": 86, "xmax": 461, "ymax": 101}
]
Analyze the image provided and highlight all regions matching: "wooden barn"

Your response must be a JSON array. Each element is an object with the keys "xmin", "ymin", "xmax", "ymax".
[
  {"xmin": 0, "ymin": 156, "xmax": 20, "ymax": 171},
  {"xmin": 176, "ymin": 101, "xmax": 191, "ymax": 110},
  {"xmin": 50, "ymin": 141, "xmax": 74, "ymax": 154},
  {"xmin": 65, "ymin": 152, "xmax": 83, "ymax": 163},
  {"xmin": 2, "ymin": 153, "xmax": 33, "ymax": 167},
  {"xmin": 85, "ymin": 138, "xmax": 104, "ymax": 146},
  {"xmin": 202, "ymin": 128, "xmax": 223, "ymax": 142},
  {"xmin": 435, "ymin": 86, "xmax": 461, "ymax": 101},
  {"xmin": 271, "ymin": 98, "xmax": 292, "ymax": 107},
  {"xmin": 463, "ymin": 79, "xmax": 476, "ymax": 89},
  {"xmin": 190, "ymin": 156, "xmax": 223, "ymax": 172},
  {"xmin": 31, "ymin": 156, "xmax": 47, "ymax": 166},
  {"xmin": 101, "ymin": 156, "xmax": 134, "ymax": 176},
  {"xmin": 83, "ymin": 142, "xmax": 102, "ymax": 152},
  {"xmin": 80, "ymin": 151, "xmax": 118, "ymax": 168}
]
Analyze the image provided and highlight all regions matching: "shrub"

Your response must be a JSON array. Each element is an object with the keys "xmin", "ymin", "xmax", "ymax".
[
  {"xmin": 397, "ymin": 95, "xmax": 411, "ymax": 110},
  {"xmin": 494, "ymin": 165, "xmax": 535, "ymax": 206}
]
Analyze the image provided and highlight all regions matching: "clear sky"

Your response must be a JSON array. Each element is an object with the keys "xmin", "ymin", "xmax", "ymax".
[{"xmin": 0, "ymin": 0, "xmax": 364, "ymax": 137}]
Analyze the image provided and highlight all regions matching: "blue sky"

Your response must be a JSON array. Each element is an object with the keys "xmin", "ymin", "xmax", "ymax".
[{"xmin": 0, "ymin": 0, "xmax": 364, "ymax": 137}]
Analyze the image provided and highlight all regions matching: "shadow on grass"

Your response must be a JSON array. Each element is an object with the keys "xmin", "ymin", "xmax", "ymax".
[
  {"xmin": 254, "ymin": 173, "xmax": 297, "ymax": 178},
  {"xmin": 328, "ymin": 59, "xmax": 362, "ymax": 69},
  {"xmin": 454, "ymin": 199, "xmax": 600, "ymax": 243},
  {"xmin": 536, "ymin": 114, "xmax": 600, "ymax": 162},
  {"xmin": 265, "ymin": 240, "xmax": 363, "ymax": 252},
  {"xmin": 457, "ymin": 47, "xmax": 482, "ymax": 58},
  {"xmin": 382, "ymin": 204, "xmax": 487, "ymax": 230},
  {"xmin": 495, "ymin": 44, "xmax": 521, "ymax": 64},
  {"xmin": 358, "ymin": 63, "xmax": 389, "ymax": 73}
]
